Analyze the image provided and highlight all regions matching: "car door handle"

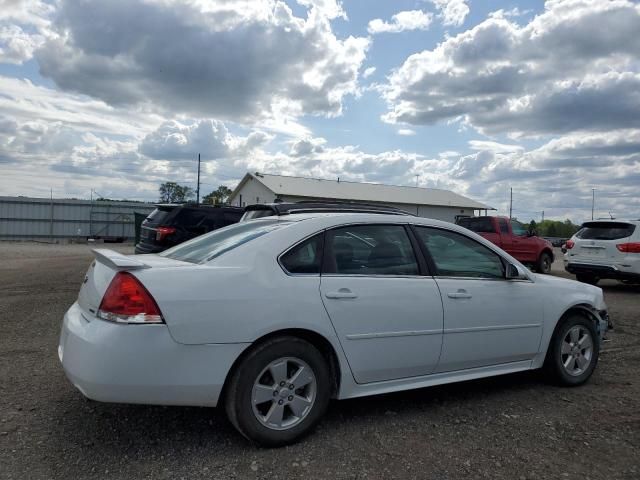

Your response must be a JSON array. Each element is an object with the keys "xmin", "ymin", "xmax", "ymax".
[
  {"xmin": 325, "ymin": 289, "xmax": 358, "ymax": 299},
  {"xmin": 447, "ymin": 290, "xmax": 472, "ymax": 299}
]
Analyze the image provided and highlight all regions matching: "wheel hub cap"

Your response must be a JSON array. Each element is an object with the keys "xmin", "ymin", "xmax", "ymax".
[
  {"xmin": 251, "ymin": 357, "xmax": 317, "ymax": 431},
  {"xmin": 561, "ymin": 326, "xmax": 594, "ymax": 377}
]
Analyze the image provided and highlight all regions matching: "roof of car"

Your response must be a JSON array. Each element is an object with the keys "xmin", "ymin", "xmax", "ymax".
[{"xmin": 244, "ymin": 201, "xmax": 411, "ymax": 216}]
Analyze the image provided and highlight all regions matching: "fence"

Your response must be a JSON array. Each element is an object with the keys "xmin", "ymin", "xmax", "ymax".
[{"xmin": 0, "ymin": 196, "xmax": 155, "ymax": 241}]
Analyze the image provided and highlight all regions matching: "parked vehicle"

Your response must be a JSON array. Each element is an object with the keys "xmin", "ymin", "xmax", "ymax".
[
  {"xmin": 60, "ymin": 213, "xmax": 609, "ymax": 446},
  {"xmin": 564, "ymin": 220, "xmax": 640, "ymax": 285},
  {"xmin": 241, "ymin": 201, "xmax": 411, "ymax": 221},
  {"xmin": 135, "ymin": 204, "xmax": 243, "ymax": 254},
  {"xmin": 456, "ymin": 216, "xmax": 555, "ymax": 274}
]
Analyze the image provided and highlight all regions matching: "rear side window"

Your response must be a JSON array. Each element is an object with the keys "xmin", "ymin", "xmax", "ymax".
[
  {"xmin": 324, "ymin": 225, "xmax": 419, "ymax": 276},
  {"xmin": 160, "ymin": 219, "xmax": 289, "ymax": 263},
  {"xmin": 415, "ymin": 227, "xmax": 505, "ymax": 279},
  {"xmin": 280, "ymin": 234, "xmax": 324, "ymax": 275},
  {"xmin": 456, "ymin": 217, "xmax": 495, "ymax": 233},
  {"xmin": 576, "ymin": 222, "xmax": 636, "ymax": 240}
]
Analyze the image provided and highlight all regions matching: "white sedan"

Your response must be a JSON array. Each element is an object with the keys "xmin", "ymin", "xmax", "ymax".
[{"xmin": 59, "ymin": 213, "xmax": 609, "ymax": 446}]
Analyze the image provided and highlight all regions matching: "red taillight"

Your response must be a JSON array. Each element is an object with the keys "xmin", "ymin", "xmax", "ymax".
[
  {"xmin": 98, "ymin": 272, "xmax": 163, "ymax": 324},
  {"xmin": 616, "ymin": 242, "xmax": 640, "ymax": 253},
  {"xmin": 156, "ymin": 226, "xmax": 176, "ymax": 242},
  {"xmin": 566, "ymin": 240, "xmax": 575, "ymax": 249}
]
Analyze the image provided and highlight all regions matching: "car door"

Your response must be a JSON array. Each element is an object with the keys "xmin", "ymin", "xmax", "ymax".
[
  {"xmin": 510, "ymin": 220, "xmax": 537, "ymax": 262},
  {"xmin": 412, "ymin": 226, "xmax": 543, "ymax": 373},
  {"xmin": 320, "ymin": 224, "xmax": 444, "ymax": 384}
]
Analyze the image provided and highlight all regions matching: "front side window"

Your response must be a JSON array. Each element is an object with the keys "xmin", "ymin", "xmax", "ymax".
[
  {"xmin": 414, "ymin": 227, "xmax": 505, "ymax": 279},
  {"xmin": 511, "ymin": 220, "xmax": 528, "ymax": 236},
  {"xmin": 324, "ymin": 225, "xmax": 419, "ymax": 276},
  {"xmin": 280, "ymin": 234, "xmax": 323, "ymax": 274}
]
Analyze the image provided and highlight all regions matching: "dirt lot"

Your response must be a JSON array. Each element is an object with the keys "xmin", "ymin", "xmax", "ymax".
[{"xmin": 1, "ymin": 243, "xmax": 639, "ymax": 479}]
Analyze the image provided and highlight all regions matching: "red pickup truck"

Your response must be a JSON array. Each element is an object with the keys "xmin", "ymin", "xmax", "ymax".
[{"xmin": 456, "ymin": 216, "xmax": 555, "ymax": 274}]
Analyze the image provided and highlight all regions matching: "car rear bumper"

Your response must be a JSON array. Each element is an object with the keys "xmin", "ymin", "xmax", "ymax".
[
  {"xmin": 564, "ymin": 262, "xmax": 640, "ymax": 281},
  {"xmin": 59, "ymin": 302, "xmax": 249, "ymax": 407}
]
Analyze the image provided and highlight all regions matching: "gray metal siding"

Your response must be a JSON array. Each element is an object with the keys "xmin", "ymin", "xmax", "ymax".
[{"xmin": 0, "ymin": 196, "xmax": 155, "ymax": 240}]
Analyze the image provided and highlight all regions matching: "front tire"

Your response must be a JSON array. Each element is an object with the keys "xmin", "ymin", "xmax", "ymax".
[
  {"xmin": 544, "ymin": 314, "xmax": 599, "ymax": 386},
  {"xmin": 537, "ymin": 252, "xmax": 552, "ymax": 274},
  {"xmin": 224, "ymin": 336, "xmax": 331, "ymax": 447}
]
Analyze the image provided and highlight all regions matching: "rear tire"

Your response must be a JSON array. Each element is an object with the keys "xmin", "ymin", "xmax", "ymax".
[
  {"xmin": 536, "ymin": 252, "xmax": 552, "ymax": 274},
  {"xmin": 576, "ymin": 273, "xmax": 599, "ymax": 285},
  {"xmin": 224, "ymin": 336, "xmax": 331, "ymax": 447},
  {"xmin": 544, "ymin": 314, "xmax": 599, "ymax": 386}
]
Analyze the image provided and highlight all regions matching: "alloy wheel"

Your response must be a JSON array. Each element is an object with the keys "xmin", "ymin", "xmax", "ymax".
[
  {"xmin": 251, "ymin": 357, "xmax": 317, "ymax": 431},
  {"xmin": 561, "ymin": 326, "xmax": 594, "ymax": 376}
]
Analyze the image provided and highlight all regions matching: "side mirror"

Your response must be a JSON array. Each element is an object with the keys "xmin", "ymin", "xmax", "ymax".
[{"xmin": 506, "ymin": 263, "xmax": 528, "ymax": 280}]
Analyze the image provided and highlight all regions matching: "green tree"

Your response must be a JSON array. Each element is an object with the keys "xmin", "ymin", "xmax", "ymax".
[
  {"xmin": 159, "ymin": 182, "xmax": 194, "ymax": 203},
  {"xmin": 202, "ymin": 185, "xmax": 233, "ymax": 205}
]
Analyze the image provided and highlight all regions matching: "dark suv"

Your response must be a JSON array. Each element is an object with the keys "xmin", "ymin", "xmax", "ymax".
[
  {"xmin": 135, "ymin": 204, "xmax": 243, "ymax": 254},
  {"xmin": 241, "ymin": 201, "xmax": 411, "ymax": 221}
]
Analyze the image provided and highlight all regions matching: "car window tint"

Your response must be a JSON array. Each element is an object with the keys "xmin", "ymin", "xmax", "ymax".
[
  {"xmin": 511, "ymin": 220, "xmax": 527, "ymax": 236},
  {"xmin": 498, "ymin": 218, "xmax": 509, "ymax": 233},
  {"xmin": 576, "ymin": 222, "xmax": 635, "ymax": 240},
  {"xmin": 415, "ymin": 227, "xmax": 504, "ymax": 279},
  {"xmin": 325, "ymin": 225, "xmax": 418, "ymax": 276},
  {"xmin": 280, "ymin": 234, "xmax": 323, "ymax": 274},
  {"xmin": 456, "ymin": 217, "xmax": 495, "ymax": 233},
  {"xmin": 160, "ymin": 219, "xmax": 289, "ymax": 263}
]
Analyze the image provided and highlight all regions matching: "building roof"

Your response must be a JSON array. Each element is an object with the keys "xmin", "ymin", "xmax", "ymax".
[{"xmin": 230, "ymin": 173, "xmax": 493, "ymax": 210}]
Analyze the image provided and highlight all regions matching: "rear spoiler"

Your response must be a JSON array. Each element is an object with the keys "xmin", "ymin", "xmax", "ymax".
[{"xmin": 93, "ymin": 249, "xmax": 150, "ymax": 270}]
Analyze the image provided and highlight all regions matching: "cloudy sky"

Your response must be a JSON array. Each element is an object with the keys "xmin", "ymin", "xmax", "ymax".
[{"xmin": 1, "ymin": 0, "xmax": 639, "ymax": 221}]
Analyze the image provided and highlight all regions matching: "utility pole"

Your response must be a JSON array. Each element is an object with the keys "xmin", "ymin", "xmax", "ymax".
[
  {"xmin": 509, "ymin": 187, "xmax": 513, "ymax": 219},
  {"xmin": 591, "ymin": 188, "xmax": 595, "ymax": 220},
  {"xmin": 415, "ymin": 174, "xmax": 420, "ymax": 187},
  {"xmin": 541, "ymin": 210, "xmax": 544, "ymax": 222},
  {"xmin": 196, "ymin": 153, "xmax": 201, "ymax": 205}
]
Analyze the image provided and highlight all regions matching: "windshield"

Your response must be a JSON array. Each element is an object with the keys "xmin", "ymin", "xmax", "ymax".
[{"xmin": 160, "ymin": 219, "xmax": 290, "ymax": 263}]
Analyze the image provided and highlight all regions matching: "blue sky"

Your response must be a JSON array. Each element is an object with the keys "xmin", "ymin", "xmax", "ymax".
[{"xmin": 1, "ymin": 0, "xmax": 639, "ymax": 222}]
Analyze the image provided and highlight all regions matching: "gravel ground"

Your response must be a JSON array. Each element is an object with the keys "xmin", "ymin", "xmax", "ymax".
[{"xmin": 0, "ymin": 243, "xmax": 639, "ymax": 479}]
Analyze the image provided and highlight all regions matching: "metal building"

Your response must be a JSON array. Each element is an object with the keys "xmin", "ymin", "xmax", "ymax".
[
  {"xmin": 228, "ymin": 173, "xmax": 494, "ymax": 222},
  {"xmin": 0, "ymin": 196, "xmax": 155, "ymax": 241}
]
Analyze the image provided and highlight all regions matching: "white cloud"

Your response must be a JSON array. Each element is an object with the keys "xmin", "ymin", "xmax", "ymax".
[
  {"xmin": 0, "ymin": 0, "xmax": 54, "ymax": 64},
  {"xmin": 428, "ymin": 0, "xmax": 469, "ymax": 27},
  {"xmin": 36, "ymin": 0, "xmax": 369, "ymax": 125},
  {"xmin": 368, "ymin": 10, "xmax": 432, "ymax": 34},
  {"xmin": 397, "ymin": 128, "xmax": 416, "ymax": 136},
  {"xmin": 363, "ymin": 66, "xmax": 376, "ymax": 78},
  {"xmin": 383, "ymin": 0, "xmax": 640, "ymax": 138},
  {"xmin": 139, "ymin": 119, "xmax": 271, "ymax": 161}
]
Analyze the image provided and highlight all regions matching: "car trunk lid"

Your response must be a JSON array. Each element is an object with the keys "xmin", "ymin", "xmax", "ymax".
[{"xmin": 77, "ymin": 249, "xmax": 192, "ymax": 319}]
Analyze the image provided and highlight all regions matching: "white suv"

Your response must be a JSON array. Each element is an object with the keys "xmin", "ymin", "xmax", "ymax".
[{"xmin": 564, "ymin": 220, "xmax": 640, "ymax": 285}]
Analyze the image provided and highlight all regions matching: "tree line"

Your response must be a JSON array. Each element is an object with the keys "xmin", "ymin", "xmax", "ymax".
[
  {"xmin": 158, "ymin": 182, "xmax": 232, "ymax": 205},
  {"xmin": 526, "ymin": 219, "xmax": 581, "ymax": 238}
]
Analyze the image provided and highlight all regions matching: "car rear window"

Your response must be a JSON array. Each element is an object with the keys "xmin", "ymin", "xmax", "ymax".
[
  {"xmin": 144, "ymin": 207, "xmax": 173, "ymax": 225},
  {"xmin": 456, "ymin": 217, "xmax": 495, "ymax": 233},
  {"xmin": 241, "ymin": 209, "xmax": 275, "ymax": 221},
  {"xmin": 576, "ymin": 222, "xmax": 636, "ymax": 240},
  {"xmin": 159, "ymin": 219, "xmax": 290, "ymax": 263}
]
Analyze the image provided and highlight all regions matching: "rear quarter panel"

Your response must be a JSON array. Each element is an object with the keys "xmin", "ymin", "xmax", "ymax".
[{"xmin": 136, "ymin": 247, "xmax": 338, "ymax": 346}]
